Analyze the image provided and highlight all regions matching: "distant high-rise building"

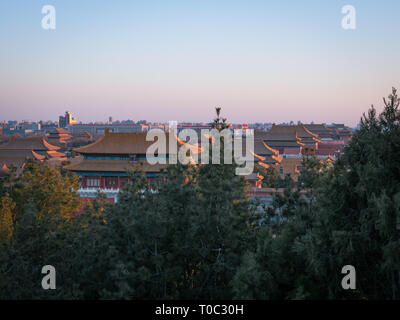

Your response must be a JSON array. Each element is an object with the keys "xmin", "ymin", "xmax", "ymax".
[{"xmin": 59, "ymin": 111, "xmax": 77, "ymax": 128}]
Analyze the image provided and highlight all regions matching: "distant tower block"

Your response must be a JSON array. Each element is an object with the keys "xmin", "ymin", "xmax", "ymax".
[
  {"xmin": 59, "ymin": 111, "xmax": 77, "ymax": 128},
  {"xmin": 109, "ymin": 116, "xmax": 113, "ymax": 124}
]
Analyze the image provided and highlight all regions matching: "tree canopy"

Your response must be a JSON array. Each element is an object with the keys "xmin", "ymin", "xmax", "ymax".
[{"xmin": 0, "ymin": 91, "xmax": 399, "ymax": 299}]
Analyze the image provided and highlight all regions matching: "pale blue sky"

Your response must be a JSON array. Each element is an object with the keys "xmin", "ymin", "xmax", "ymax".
[{"xmin": 1, "ymin": 0, "xmax": 399, "ymax": 126}]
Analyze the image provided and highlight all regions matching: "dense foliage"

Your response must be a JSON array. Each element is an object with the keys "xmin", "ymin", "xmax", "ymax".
[
  {"xmin": 233, "ymin": 88, "xmax": 400, "ymax": 300},
  {"xmin": 0, "ymin": 90, "xmax": 399, "ymax": 299}
]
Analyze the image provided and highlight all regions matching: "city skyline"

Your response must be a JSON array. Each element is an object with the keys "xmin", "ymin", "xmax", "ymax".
[
  {"xmin": 0, "ymin": 110, "xmax": 357, "ymax": 128},
  {"xmin": 1, "ymin": 0, "xmax": 400, "ymax": 126}
]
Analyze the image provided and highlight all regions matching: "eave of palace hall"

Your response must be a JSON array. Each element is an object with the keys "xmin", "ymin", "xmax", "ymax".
[
  {"xmin": 0, "ymin": 136, "xmax": 67, "ymax": 173},
  {"xmin": 63, "ymin": 124, "xmax": 350, "ymax": 200},
  {"xmin": 64, "ymin": 129, "xmax": 282, "ymax": 190}
]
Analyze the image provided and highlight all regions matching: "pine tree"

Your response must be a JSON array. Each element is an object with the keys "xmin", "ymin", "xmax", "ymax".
[
  {"xmin": 89, "ymin": 108, "xmax": 256, "ymax": 299},
  {"xmin": 0, "ymin": 194, "xmax": 16, "ymax": 245},
  {"xmin": 296, "ymin": 87, "xmax": 400, "ymax": 299},
  {"xmin": 233, "ymin": 88, "xmax": 400, "ymax": 300}
]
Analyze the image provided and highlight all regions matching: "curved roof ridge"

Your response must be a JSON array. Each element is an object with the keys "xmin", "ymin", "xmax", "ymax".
[
  {"xmin": 301, "ymin": 126, "xmax": 320, "ymax": 138},
  {"xmin": 261, "ymin": 141, "xmax": 279, "ymax": 155},
  {"xmin": 31, "ymin": 150, "xmax": 46, "ymax": 160},
  {"xmin": 41, "ymin": 137, "xmax": 61, "ymax": 150},
  {"xmin": 73, "ymin": 131, "xmax": 172, "ymax": 155},
  {"xmin": 0, "ymin": 136, "xmax": 60, "ymax": 151},
  {"xmin": 73, "ymin": 133, "xmax": 107, "ymax": 153},
  {"xmin": 269, "ymin": 124, "xmax": 320, "ymax": 140}
]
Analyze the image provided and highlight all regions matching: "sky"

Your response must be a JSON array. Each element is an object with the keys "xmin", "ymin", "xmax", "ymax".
[{"xmin": 1, "ymin": 0, "xmax": 399, "ymax": 126}]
